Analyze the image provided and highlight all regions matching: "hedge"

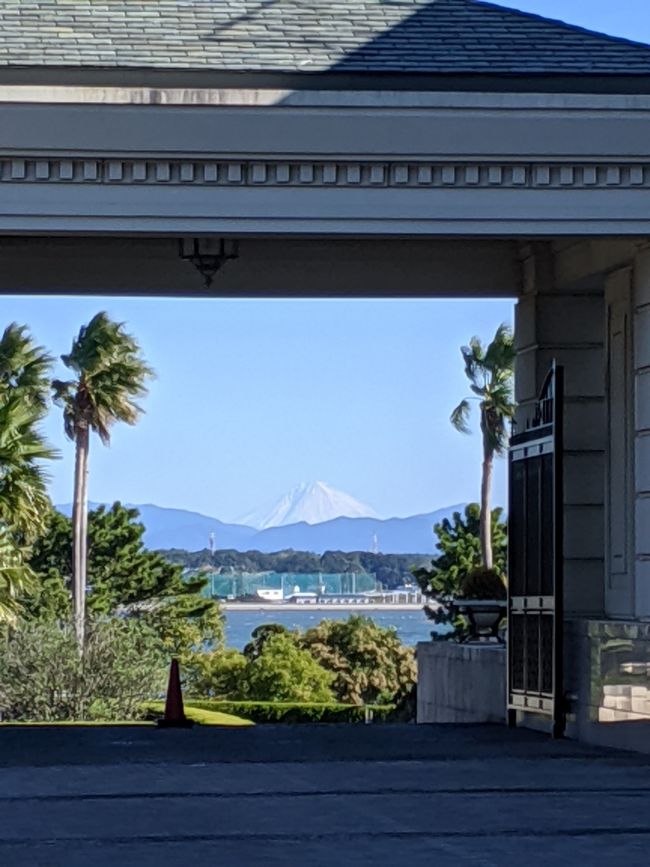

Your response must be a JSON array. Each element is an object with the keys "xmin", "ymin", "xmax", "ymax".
[{"xmin": 185, "ymin": 700, "xmax": 396, "ymax": 724}]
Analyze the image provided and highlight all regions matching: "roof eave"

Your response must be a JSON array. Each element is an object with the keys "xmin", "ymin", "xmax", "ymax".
[{"xmin": 2, "ymin": 66, "xmax": 650, "ymax": 94}]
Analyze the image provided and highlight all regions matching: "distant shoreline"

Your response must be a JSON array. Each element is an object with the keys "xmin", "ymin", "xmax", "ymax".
[{"xmin": 221, "ymin": 602, "xmax": 424, "ymax": 612}]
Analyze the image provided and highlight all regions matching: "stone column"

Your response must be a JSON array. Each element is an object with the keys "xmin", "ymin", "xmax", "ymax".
[
  {"xmin": 603, "ymin": 267, "xmax": 635, "ymax": 617},
  {"xmin": 633, "ymin": 248, "xmax": 650, "ymax": 618},
  {"xmin": 515, "ymin": 244, "xmax": 606, "ymax": 617}
]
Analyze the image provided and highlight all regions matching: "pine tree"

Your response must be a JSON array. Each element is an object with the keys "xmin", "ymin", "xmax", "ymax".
[{"xmin": 27, "ymin": 503, "xmax": 224, "ymax": 656}]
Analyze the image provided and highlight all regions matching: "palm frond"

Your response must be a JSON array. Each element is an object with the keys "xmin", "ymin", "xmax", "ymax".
[
  {"xmin": 0, "ymin": 396, "xmax": 57, "ymax": 541},
  {"xmin": 0, "ymin": 525, "xmax": 34, "ymax": 624},
  {"xmin": 0, "ymin": 323, "xmax": 53, "ymax": 414},
  {"xmin": 468, "ymin": 336, "xmax": 485, "ymax": 360},
  {"xmin": 460, "ymin": 344, "xmax": 482, "ymax": 389},
  {"xmin": 453, "ymin": 324, "xmax": 516, "ymax": 454},
  {"xmin": 58, "ymin": 312, "xmax": 154, "ymax": 446},
  {"xmin": 484, "ymin": 323, "xmax": 515, "ymax": 374},
  {"xmin": 450, "ymin": 399, "xmax": 472, "ymax": 434}
]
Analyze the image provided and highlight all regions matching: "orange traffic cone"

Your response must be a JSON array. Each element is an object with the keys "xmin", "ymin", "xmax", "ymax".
[{"xmin": 157, "ymin": 658, "xmax": 194, "ymax": 728}]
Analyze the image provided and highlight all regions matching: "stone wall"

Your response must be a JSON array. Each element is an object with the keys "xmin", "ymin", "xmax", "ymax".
[
  {"xmin": 515, "ymin": 243, "xmax": 606, "ymax": 617},
  {"xmin": 416, "ymin": 642, "xmax": 506, "ymax": 724},
  {"xmin": 564, "ymin": 618, "xmax": 650, "ymax": 754}
]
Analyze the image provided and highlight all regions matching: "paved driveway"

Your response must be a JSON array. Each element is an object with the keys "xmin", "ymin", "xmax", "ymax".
[{"xmin": 1, "ymin": 724, "xmax": 649, "ymax": 866}]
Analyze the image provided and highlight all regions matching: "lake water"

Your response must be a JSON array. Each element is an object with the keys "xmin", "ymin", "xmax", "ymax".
[{"xmin": 224, "ymin": 608, "xmax": 436, "ymax": 650}]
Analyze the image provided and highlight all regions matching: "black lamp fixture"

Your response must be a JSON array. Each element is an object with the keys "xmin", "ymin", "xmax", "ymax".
[{"xmin": 179, "ymin": 237, "xmax": 239, "ymax": 288}]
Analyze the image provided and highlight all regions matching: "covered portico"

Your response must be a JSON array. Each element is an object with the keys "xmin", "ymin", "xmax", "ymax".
[{"xmin": 2, "ymin": 0, "xmax": 650, "ymax": 750}]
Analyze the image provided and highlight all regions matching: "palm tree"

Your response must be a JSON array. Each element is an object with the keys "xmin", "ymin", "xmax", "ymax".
[
  {"xmin": 0, "ymin": 524, "xmax": 35, "ymax": 624},
  {"xmin": 0, "ymin": 323, "xmax": 55, "ymax": 620},
  {"xmin": 0, "ymin": 398, "xmax": 55, "ymax": 542},
  {"xmin": 450, "ymin": 324, "xmax": 515, "ymax": 570},
  {"xmin": 53, "ymin": 313, "xmax": 153, "ymax": 644},
  {"xmin": 0, "ymin": 323, "xmax": 52, "ymax": 416}
]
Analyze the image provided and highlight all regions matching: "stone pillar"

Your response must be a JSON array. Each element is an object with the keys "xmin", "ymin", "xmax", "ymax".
[
  {"xmin": 515, "ymin": 245, "xmax": 606, "ymax": 616},
  {"xmin": 633, "ymin": 248, "xmax": 650, "ymax": 618},
  {"xmin": 603, "ymin": 267, "xmax": 635, "ymax": 617}
]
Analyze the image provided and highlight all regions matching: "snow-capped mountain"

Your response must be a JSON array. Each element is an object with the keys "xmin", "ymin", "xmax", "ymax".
[{"xmin": 238, "ymin": 481, "xmax": 381, "ymax": 530}]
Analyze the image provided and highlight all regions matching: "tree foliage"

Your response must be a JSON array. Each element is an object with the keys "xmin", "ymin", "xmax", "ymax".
[
  {"xmin": 162, "ymin": 548, "xmax": 430, "ymax": 591},
  {"xmin": 450, "ymin": 324, "xmax": 516, "ymax": 454},
  {"xmin": 185, "ymin": 647, "xmax": 248, "ymax": 698},
  {"xmin": 0, "ymin": 323, "xmax": 53, "ymax": 412},
  {"xmin": 450, "ymin": 323, "xmax": 514, "ymax": 568},
  {"xmin": 0, "ymin": 323, "xmax": 56, "ymax": 543},
  {"xmin": 0, "ymin": 618, "xmax": 167, "ymax": 721},
  {"xmin": 412, "ymin": 504, "xmax": 507, "ymax": 640},
  {"xmin": 0, "ymin": 526, "xmax": 36, "ymax": 624},
  {"xmin": 52, "ymin": 311, "xmax": 154, "ymax": 643},
  {"xmin": 243, "ymin": 623, "xmax": 295, "ymax": 660},
  {"xmin": 0, "ymin": 324, "xmax": 56, "ymax": 622},
  {"xmin": 189, "ymin": 628, "xmax": 335, "ymax": 704},
  {"xmin": 26, "ymin": 503, "xmax": 224, "ymax": 656},
  {"xmin": 52, "ymin": 312, "xmax": 153, "ymax": 446},
  {"xmin": 239, "ymin": 632, "xmax": 334, "ymax": 703},
  {"xmin": 302, "ymin": 615, "xmax": 416, "ymax": 705},
  {"xmin": 187, "ymin": 617, "xmax": 415, "ymax": 708}
]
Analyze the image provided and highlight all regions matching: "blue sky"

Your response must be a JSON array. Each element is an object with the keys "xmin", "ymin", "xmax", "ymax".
[
  {"xmin": 500, "ymin": 0, "xmax": 650, "ymax": 43},
  {"xmin": 1, "ymin": 297, "xmax": 513, "ymax": 521},
  {"xmin": 4, "ymin": 1, "xmax": 648, "ymax": 525}
]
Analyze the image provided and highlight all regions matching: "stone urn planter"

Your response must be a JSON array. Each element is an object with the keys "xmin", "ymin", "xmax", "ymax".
[
  {"xmin": 453, "ymin": 568, "xmax": 508, "ymax": 644},
  {"xmin": 452, "ymin": 599, "xmax": 507, "ymax": 643}
]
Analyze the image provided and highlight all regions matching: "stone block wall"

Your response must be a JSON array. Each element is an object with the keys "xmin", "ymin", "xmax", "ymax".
[
  {"xmin": 515, "ymin": 245, "xmax": 606, "ymax": 617},
  {"xmin": 564, "ymin": 618, "xmax": 650, "ymax": 754},
  {"xmin": 416, "ymin": 642, "xmax": 506, "ymax": 724}
]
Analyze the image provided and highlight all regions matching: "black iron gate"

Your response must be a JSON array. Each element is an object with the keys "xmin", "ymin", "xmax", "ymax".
[{"xmin": 507, "ymin": 363, "xmax": 565, "ymax": 738}]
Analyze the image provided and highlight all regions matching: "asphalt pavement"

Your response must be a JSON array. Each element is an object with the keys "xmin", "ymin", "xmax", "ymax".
[{"xmin": 1, "ymin": 723, "xmax": 649, "ymax": 866}]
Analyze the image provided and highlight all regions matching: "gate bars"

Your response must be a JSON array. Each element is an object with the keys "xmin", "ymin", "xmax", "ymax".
[{"xmin": 507, "ymin": 363, "xmax": 565, "ymax": 738}]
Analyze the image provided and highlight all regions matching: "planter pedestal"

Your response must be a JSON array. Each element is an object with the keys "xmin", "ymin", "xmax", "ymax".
[{"xmin": 416, "ymin": 641, "xmax": 506, "ymax": 724}]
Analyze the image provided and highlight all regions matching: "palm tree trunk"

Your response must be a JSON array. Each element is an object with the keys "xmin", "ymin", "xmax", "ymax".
[
  {"xmin": 72, "ymin": 425, "xmax": 89, "ymax": 646},
  {"xmin": 480, "ymin": 449, "xmax": 494, "ymax": 570}
]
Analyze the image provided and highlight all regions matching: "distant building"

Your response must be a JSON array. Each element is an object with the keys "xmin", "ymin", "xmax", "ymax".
[{"xmin": 202, "ymin": 571, "xmax": 377, "ymax": 600}]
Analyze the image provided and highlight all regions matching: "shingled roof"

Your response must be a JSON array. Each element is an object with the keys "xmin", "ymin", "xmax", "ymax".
[{"xmin": 1, "ymin": 0, "xmax": 650, "ymax": 74}]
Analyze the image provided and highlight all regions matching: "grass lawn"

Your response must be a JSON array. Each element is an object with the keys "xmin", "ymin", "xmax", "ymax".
[
  {"xmin": 1, "ymin": 706, "xmax": 254, "ymax": 728},
  {"xmin": 0, "ymin": 720, "xmax": 154, "ymax": 727},
  {"xmin": 144, "ymin": 702, "xmax": 254, "ymax": 727}
]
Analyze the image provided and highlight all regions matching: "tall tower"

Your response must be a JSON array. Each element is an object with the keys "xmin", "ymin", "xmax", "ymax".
[
  {"xmin": 208, "ymin": 531, "xmax": 216, "ymax": 554},
  {"xmin": 370, "ymin": 533, "xmax": 380, "ymax": 554}
]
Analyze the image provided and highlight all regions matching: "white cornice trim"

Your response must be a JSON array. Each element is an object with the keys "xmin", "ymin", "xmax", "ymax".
[
  {"xmin": 3, "ymin": 157, "xmax": 650, "ymax": 189},
  {"xmin": 4, "ymin": 86, "xmax": 650, "ymax": 110}
]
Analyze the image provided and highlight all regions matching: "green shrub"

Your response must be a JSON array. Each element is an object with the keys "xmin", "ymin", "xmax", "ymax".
[
  {"xmin": 183, "ymin": 647, "xmax": 248, "ymax": 697},
  {"xmin": 412, "ymin": 505, "xmax": 508, "ymax": 640},
  {"xmin": 239, "ymin": 633, "xmax": 334, "ymax": 702},
  {"xmin": 301, "ymin": 615, "xmax": 416, "ymax": 705},
  {"xmin": 0, "ymin": 618, "xmax": 167, "ymax": 722},
  {"xmin": 458, "ymin": 567, "xmax": 507, "ymax": 600},
  {"xmin": 186, "ymin": 699, "xmax": 397, "ymax": 724}
]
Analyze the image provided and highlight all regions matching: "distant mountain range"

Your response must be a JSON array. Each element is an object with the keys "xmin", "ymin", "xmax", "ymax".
[
  {"xmin": 57, "ymin": 498, "xmax": 465, "ymax": 556},
  {"xmin": 245, "ymin": 506, "xmax": 465, "ymax": 555}
]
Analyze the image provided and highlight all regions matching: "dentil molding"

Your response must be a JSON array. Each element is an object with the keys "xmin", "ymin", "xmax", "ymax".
[{"xmin": 1, "ymin": 158, "xmax": 650, "ymax": 189}]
